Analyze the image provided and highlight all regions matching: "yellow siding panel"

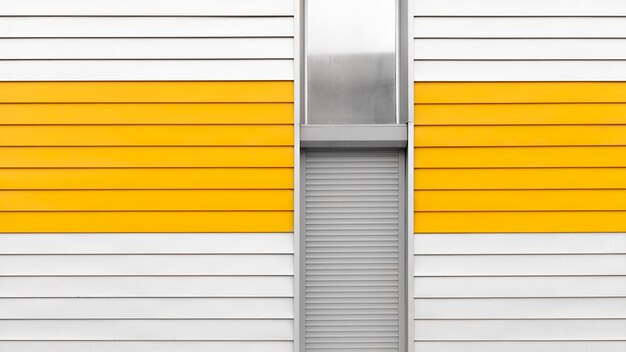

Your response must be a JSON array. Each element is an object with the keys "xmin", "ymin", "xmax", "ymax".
[
  {"xmin": 0, "ymin": 103, "xmax": 293, "ymax": 125},
  {"xmin": 0, "ymin": 212, "xmax": 293, "ymax": 233},
  {"xmin": 0, "ymin": 168, "xmax": 293, "ymax": 190},
  {"xmin": 0, "ymin": 81, "xmax": 294, "ymax": 103},
  {"xmin": 415, "ymin": 190, "xmax": 626, "ymax": 211},
  {"xmin": 415, "ymin": 212, "xmax": 626, "ymax": 234},
  {"xmin": 415, "ymin": 103, "xmax": 626, "ymax": 125},
  {"xmin": 415, "ymin": 168, "xmax": 626, "ymax": 190},
  {"xmin": 415, "ymin": 82, "xmax": 626, "ymax": 104},
  {"xmin": 0, "ymin": 147, "xmax": 293, "ymax": 168},
  {"xmin": 0, "ymin": 125, "xmax": 293, "ymax": 146}
]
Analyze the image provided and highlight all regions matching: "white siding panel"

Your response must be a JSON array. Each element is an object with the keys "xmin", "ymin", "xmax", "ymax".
[
  {"xmin": 0, "ymin": 233, "xmax": 293, "ymax": 254},
  {"xmin": 0, "ymin": 342, "xmax": 293, "ymax": 352},
  {"xmin": 0, "ymin": 38, "xmax": 294, "ymax": 59},
  {"xmin": 414, "ymin": 39, "xmax": 626, "ymax": 59},
  {"xmin": 0, "ymin": 60, "xmax": 293, "ymax": 81},
  {"xmin": 414, "ymin": 17, "xmax": 626, "ymax": 38},
  {"xmin": 414, "ymin": 61, "xmax": 626, "ymax": 81},
  {"xmin": 0, "ymin": 320, "xmax": 293, "ymax": 340},
  {"xmin": 0, "ymin": 17, "xmax": 294, "ymax": 38},
  {"xmin": 414, "ymin": 0, "xmax": 626, "ymax": 16},
  {"xmin": 414, "ymin": 341, "xmax": 626, "ymax": 352},
  {"xmin": 414, "ymin": 276, "xmax": 626, "ymax": 298},
  {"xmin": 0, "ymin": 276, "xmax": 294, "ymax": 298},
  {"xmin": 414, "ymin": 233, "xmax": 626, "ymax": 254},
  {"xmin": 0, "ymin": 0, "xmax": 293, "ymax": 16},
  {"xmin": 0, "ymin": 298, "xmax": 293, "ymax": 319}
]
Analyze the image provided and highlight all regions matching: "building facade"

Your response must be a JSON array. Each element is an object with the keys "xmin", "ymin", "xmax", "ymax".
[{"xmin": 0, "ymin": 0, "xmax": 625, "ymax": 351}]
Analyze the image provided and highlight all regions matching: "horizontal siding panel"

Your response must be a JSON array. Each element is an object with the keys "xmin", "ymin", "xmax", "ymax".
[
  {"xmin": 0, "ymin": 298, "xmax": 293, "ymax": 319},
  {"xmin": 0, "ymin": 0, "xmax": 294, "ymax": 16},
  {"xmin": 414, "ymin": 233, "xmax": 626, "ymax": 255},
  {"xmin": 0, "ymin": 341, "xmax": 293, "ymax": 352},
  {"xmin": 0, "ymin": 125, "xmax": 293, "ymax": 147},
  {"xmin": 414, "ymin": 276, "xmax": 626, "ymax": 298},
  {"xmin": 414, "ymin": 320, "xmax": 626, "ymax": 340},
  {"xmin": 414, "ymin": 254, "xmax": 626, "ymax": 276},
  {"xmin": 415, "ymin": 125, "xmax": 626, "ymax": 147},
  {"xmin": 0, "ymin": 168, "xmax": 293, "ymax": 190},
  {"xmin": 414, "ymin": 342, "xmax": 626, "ymax": 352},
  {"xmin": 415, "ymin": 212, "xmax": 626, "ymax": 233},
  {"xmin": 414, "ymin": 39, "xmax": 626, "ymax": 59},
  {"xmin": 0, "ymin": 60, "xmax": 293, "ymax": 81},
  {"xmin": 414, "ymin": 0, "xmax": 626, "ymax": 16},
  {"xmin": 415, "ymin": 168, "xmax": 626, "ymax": 190},
  {"xmin": 0, "ymin": 211, "xmax": 293, "ymax": 233},
  {"xmin": 414, "ymin": 104, "xmax": 626, "ymax": 126},
  {"xmin": 0, "ymin": 276, "xmax": 294, "ymax": 298},
  {"xmin": 0, "ymin": 147, "xmax": 293, "ymax": 168},
  {"xmin": 0, "ymin": 38, "xmax": 293, "ymax": 59},
  {"xmin": 0, "ymin": 103, "xmax": 294, "ymax": 125},
  {"xmin": 0, "ymin": 190, "xmax": 293, "ymax": 211},
  {"xmin": 414, "ymin": 298, "xmax": 626, "ymax": 319},
  {"xmin": 0, "ymin": 320, "xmax": 293, "ymax": 340},
  {"xmin": 0, "ymin": 254, "xmax": 294, "ymax": 276},
  {"xmin": 0, "ymin": 82, "xmax": 294, "ymax": 103},
  {"xmin": 414, "ymin": 17, "xmax": 626, "ymax": 38},
  {"xmin": 415, "ymin": 190, "xmax": 626, "ymax": 211},
  {"xmin": 414, "ymin": 147, "xmax": 626, "ymax": 168},
  {"xmin": 0, "ymin": 17, "xmax": 294, "ymax": 38},
  {"xmin": 0, "ymin": 233, "xmax": 294, "ymax": 254}
]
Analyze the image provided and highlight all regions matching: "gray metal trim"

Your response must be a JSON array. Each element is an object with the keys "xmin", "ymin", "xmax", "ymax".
[{"xmin": 300, "ymin": 124, "xmax": 408, "ymax": 148}]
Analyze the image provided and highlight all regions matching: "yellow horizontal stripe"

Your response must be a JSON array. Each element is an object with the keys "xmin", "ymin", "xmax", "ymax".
[
  {"xmin": 414, "ymin": 146, "xmax": 626, "ymax": 168},
  {"xmin": 0, "ymin": 190, "xmax": 293, "ymax": 211},
  {"xmin": 415, "ymin": 212, "xmax": 626, "ymax": 233},
  {"xmin": 0, "ymin": 103, "xmax": 293, "ymax": 125},
  {"xmin": 0, "ymin": 147, "xmax": 293, "ymax": 168},
  {"xmin": 415, "ymin": 125, "xmax": 626, "ymax": 147},
  {"xmin": 415, "ymin": 190, "xmax": 626, "ymax": 212},
  {"xmin": 0, "ymin": 81, "xmax": 294, "ymax": 103},
  {"xmin": 415, "ymin": 103, "xmax": 626, "ymax": 125},
  {"xmin": 0, "ymin": 211, "xmax": 293, "ymax": 233},
  {"xmin": 0, "ymin": 168, "xmax": 293, "ymax": 190},
  {"xmin": 415, "ymin": 82, "xmax": 626, "ymax": 104},
  {"xmin": 0, "ymin": 125, "xmax": 293, "ymax": 147},
  {"xmin": 415, "ymin": 168, "xmax": 626, "ymax": 190}
]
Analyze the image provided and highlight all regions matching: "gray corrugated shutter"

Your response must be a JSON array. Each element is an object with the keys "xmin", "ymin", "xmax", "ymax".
[{"xmin": 303, "ymin": 149, "xmax": 404, "ymax": 352}]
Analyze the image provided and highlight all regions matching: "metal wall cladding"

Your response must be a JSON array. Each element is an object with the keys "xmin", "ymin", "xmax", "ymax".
[{"xmin": 304, "ymin": 150, "xmax": 404, "ymax": 352}]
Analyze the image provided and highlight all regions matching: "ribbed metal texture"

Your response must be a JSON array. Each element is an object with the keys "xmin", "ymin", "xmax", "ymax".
[{"xmin": 304, "ymin": 150, "xmax": 402, "ymax": 351}]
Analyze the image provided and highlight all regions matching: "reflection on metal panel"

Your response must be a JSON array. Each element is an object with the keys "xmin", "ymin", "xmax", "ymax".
[{"xmin": 307, "ymin": 0, "xmax": 396, "ymax": 124}]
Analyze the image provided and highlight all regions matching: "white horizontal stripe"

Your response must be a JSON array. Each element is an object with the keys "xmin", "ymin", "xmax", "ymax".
[
  {"xmin": 0, "ymin": 342, "xmax": 293, "ymax": 352},
  {"xmin": 414, "ymin": 298, "xmax": 626, "ymax": 319},
  {"xmin": 0, "ymin": 320, "xmax": 293, "ymax": 340},
  {"xmin": 414, "ymin": 0, "xmax": 626, "ymax": 16},
  {"xmin": 414, "ymin": 61, "xmax": 626, "ymax": 81},
  {"xmin": 0, "ymin": 0, "xmax": 293, "ymax": 16},
  {"xmin": 414, "ymin": 39, "xmax": 626, "ymax": 59},
  {"xmin": 0, "ymin": 17, "xmax": 294, "ymax": 38},
  {"xmin": 414, "ymin": 17, "xmax": 626, "ymax": 38},
  {"xmin": 414, "ymin": 342, "xmax": 626, "ymax": 352},
  {"xmin": 0, "ymin": 298, "xmax": 293, "ymax": 319},
  {"xmin": 414, "ymin": 254, "xmax": 626, "ymax": 276},
  {"xmin": 414, "ymin": 320, "xmax": 626, "ymax": 340},
  {"xmin": 0, "ymin": 255, "xmax": 294, "ymax": 276},
  {"xmin": 414, "ymin": 233, "xmax": 626, "ymax": 254},
  {"xmin": 0, "ymin": 233, "xmax": 294, "ymax": 254},
  {"xmin": 0, "ymin": 276, "xmax": 294, "ymax": 298},
  {"xmin": 0, "ymin": 60, "xmax": 293, "ymax": 81},
  {"xmin": 0, "ymin": 38, "xmax": 294, "ymax": 59},
  {"xmin": 414, "ymin": 276, "xmax": 626, "ymax": 298}
]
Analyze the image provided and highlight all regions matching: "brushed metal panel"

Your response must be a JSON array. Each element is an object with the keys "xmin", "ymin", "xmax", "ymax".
[{"xmin": 307, "ymin": 0, "xmax": 396, "ymax": 124}]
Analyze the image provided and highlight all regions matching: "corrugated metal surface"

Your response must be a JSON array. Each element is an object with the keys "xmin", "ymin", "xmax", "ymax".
[{"xmin": 303, "ymin": 150, "xmax": 404, "ymax": 352}]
